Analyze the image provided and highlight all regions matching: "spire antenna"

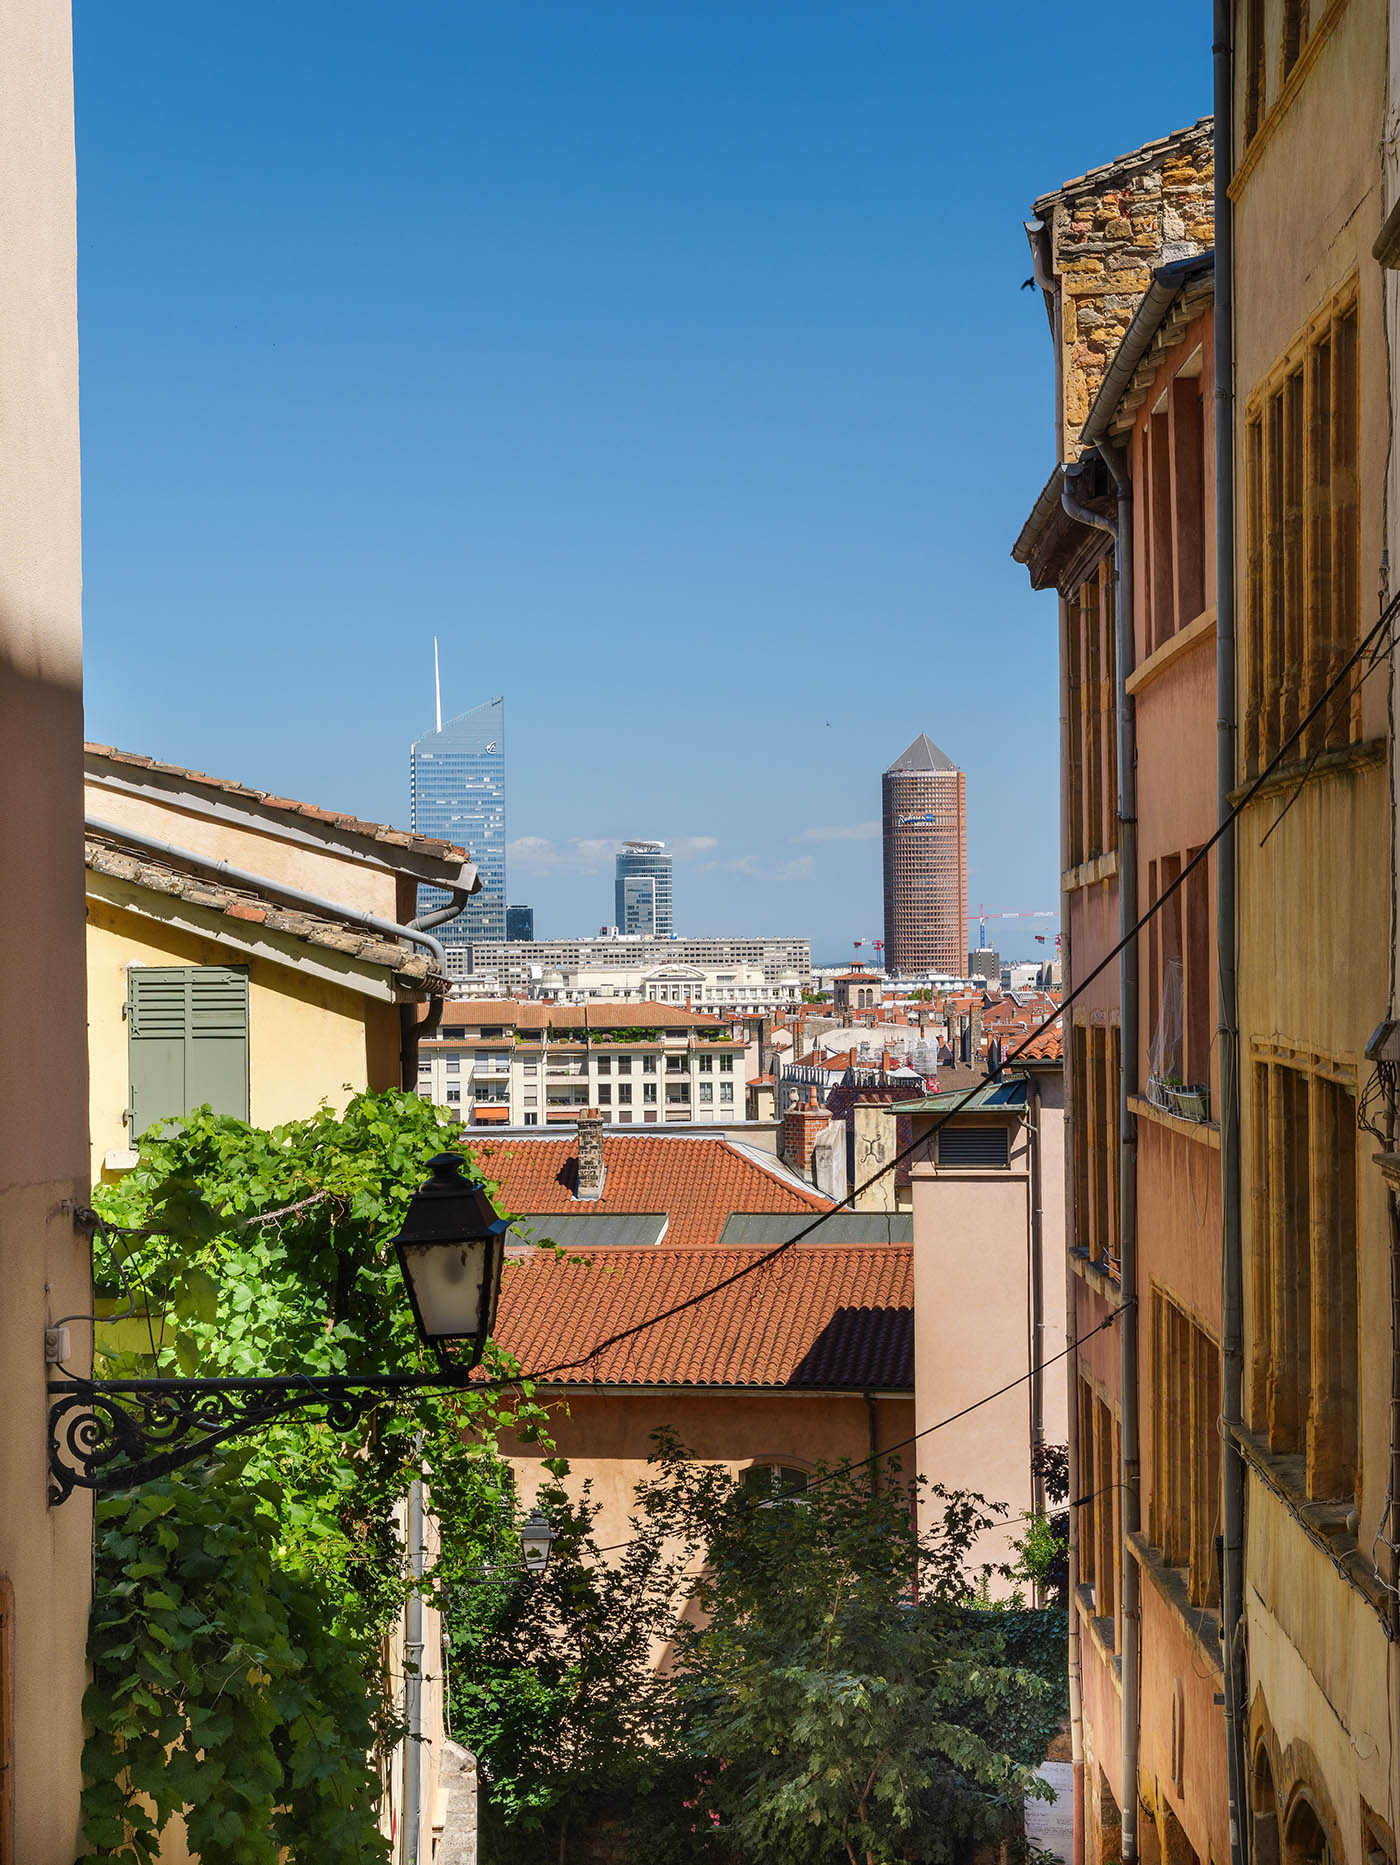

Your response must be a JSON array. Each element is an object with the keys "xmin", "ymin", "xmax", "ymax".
[{"xmin": 433, "ymin": 636, "xmax": 442, "ymax": 733}]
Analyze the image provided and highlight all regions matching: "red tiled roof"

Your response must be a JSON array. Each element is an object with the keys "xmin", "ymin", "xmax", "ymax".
[
  {"xmin": 493, "ymin": 1244, "xmax": 914, "ymax": 1389},
  {"xmin": 85, "ymin": 744, "xmax": 466, "ymax": 862},
  {"xmin": 1017, "ymin": 1028, "xmax": 1065, "ymax": 1061},
  {"xmin": 471, "ymin": 1132, "xmax": 833, "ymax": 1249}
]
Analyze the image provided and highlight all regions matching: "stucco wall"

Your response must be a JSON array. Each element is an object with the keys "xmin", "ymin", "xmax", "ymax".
[
  {"xmin": 86, "ymin": 896, "xmax": 403, "ymax": 1171},
  {"xmin": 500, "ymin": 1388, "xmax": 915, "ymax": 1557},
  {"xmin": 0, "ymin": 2, "xmax": 90, "ymax": 1855}
]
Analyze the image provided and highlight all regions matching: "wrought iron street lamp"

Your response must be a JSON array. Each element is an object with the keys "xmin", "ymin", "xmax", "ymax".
[
  {"xmin": 520, "ymin": 1509, "xmax": 557, "ymax": 1574},
  {"xmin": 46, "ymin": 1153, "xmax": 511, "ymax": 1505}
]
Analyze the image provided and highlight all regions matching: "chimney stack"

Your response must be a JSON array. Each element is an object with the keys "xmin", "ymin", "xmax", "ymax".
[
  {"xmin": 575, "ymin": 1109, "xmax": 606, "ymax": 1200},
  {"xmin": 782, "ymin": 1086, "xmax": 832, "ymax": 1184}
]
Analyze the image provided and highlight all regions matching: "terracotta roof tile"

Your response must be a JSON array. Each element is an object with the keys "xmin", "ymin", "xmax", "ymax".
[
  {"xmin": 493, "ymin": 1244, "xmax": 913, "ymax": 1388},
  {"xmin": 85, "ymin": 743, "xmax": 466, "ymax": 863},
  {"xmin": 85, "ymin": 835, "xmax": 445, "ymax": 990},
  {"xmin": 439, "ymin": 1000, "xmax": 732, "ymax": 1034},
  {"xmin": 474, "ymin": 1131, "xmax": 832, "ymax": 1249}
]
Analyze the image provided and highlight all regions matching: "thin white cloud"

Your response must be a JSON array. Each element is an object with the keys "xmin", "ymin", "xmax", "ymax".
[
  {"xmin": 508, "ymin": 833, "xmax": 719, "ymax": 876},
  {"xmin": 795, "ymin": 821, "xmax": 880, "ymax": 843},
  {"xmin": 671, "ymin": 835, "xmax": 719, "ymax": 859},
  {"xmin": 777, "ymin": 855, "xmax": 815, "ymax": 883}
]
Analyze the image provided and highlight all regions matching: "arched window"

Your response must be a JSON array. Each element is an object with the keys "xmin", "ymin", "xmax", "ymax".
[
  {"xmin": 741, "ymin": 1463, "xmax": 809, "ymax": 1501},
  {"xmin": 1284, "ymin": 1797, "xmax": 1336, "ymax": 1865},
  {"xmin": 1251, "ymin": 1749, "xmax": 1280, "ymax": 1865}
]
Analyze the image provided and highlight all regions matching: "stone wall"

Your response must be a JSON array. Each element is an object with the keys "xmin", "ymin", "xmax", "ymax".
[{"xmin": 1039, "ymin": 119, "xmax": 1214, "ymax": 459}]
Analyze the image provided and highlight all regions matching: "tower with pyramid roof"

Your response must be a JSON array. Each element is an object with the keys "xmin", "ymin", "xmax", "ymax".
[{"xmin": 881, "ymin": 733, "xmax": 967, "ymax": 977}]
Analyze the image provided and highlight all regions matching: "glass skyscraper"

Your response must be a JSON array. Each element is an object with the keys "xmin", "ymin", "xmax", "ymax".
[
  {"xmin": 614, "ymin": 841, "xmax": 673, "ymax": 937},
  {"xmin": 410, "ymin": 697, "xmax": 506, "ymax": 946}
]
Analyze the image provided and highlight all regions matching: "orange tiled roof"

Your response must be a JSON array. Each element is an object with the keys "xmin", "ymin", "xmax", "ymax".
[
  {"xmin": 472, "ymin": 1132, "xmax": 833, "ymax": 1249},
  {"xmin": 85, "ymin": 744, "xmax": 466, "ymax": 862},
  {"xmin": 493, "ymin": 1244, "xmax": 913, "ymax": 1388}
]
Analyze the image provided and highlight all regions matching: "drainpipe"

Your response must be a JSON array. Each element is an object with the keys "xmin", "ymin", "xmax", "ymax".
[
  {"xmin": 864, "ymin": 1391, "xmax": 879, "ymax": 1499},
  {"xmin": 1027, "ymin": 1074, "xmax": 1047, "ymax": 1573},
  {"xmin": 1213, "ymin": 11, "xmax": 1250, "ymax": 1864},
  {"xmin": 400, "ymin": 1471, "xmax": 427, "ymax": 1864},
  {"xmin": 1061, "ymin": 449, "xmax": 1141, "ymax": 1860},
  {"xmin": 84, "ymin": 814, "xmax": 454, "ymax": 1090},
  {"xmin": 1059, "ymin": 588, "xmax": 1087, "ymax": 1865},
  {"xmin": 1099, "ymin": 436, "xmax": 1141, "ymax": 1865}
]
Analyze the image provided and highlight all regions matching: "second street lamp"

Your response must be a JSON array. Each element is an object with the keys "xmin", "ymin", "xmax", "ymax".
[{"xmin": 46, "ymin": 1153, "xmax": 509, "ymax": 1504}]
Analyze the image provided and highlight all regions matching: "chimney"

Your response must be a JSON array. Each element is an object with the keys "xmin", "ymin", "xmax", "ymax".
[
  {"xmin": 575, "ymin": 1108, "xmax": 606, "ymax": 1200},
  {"xmin": 782, "ymin": 1086, "xmax": 832, "ymax": 1184}
]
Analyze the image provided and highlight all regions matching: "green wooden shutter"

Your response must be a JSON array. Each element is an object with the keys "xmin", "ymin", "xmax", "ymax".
[{"xmin": 128, "ymin": 966, "xmax": 250, "ymax": 1136}]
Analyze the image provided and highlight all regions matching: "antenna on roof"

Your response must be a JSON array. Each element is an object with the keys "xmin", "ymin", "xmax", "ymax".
[{"xmin": 433, "ymin": 636, "xmax": 443, "ymax": 733}]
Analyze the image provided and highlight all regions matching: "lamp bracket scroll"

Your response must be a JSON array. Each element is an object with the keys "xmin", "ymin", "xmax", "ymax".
[{"xmin": 46, "ymin": 1371, "xmax": 457, "ymax": 1507}]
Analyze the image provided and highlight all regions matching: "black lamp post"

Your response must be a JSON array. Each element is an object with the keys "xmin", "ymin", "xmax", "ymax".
[{"xmin": 46, "ymin": 1153, "xmax": 510, "ymax": 1506}]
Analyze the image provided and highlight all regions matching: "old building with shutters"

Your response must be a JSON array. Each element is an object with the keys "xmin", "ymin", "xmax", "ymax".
[{"xmin": 82, "ymin": 744, "xmax": 475, "ymax": 1178}]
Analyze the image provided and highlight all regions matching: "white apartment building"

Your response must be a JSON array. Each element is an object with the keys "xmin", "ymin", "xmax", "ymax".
[
  {"xmin": 446, "ymin": 933, "xmax": 811, "ymax": 995},
  {"xmin": 417, "ymin": 999, "xmax": 747, "ymax": 1128},
  {"xmin": 530, "ymin": 960, "xmax": 800, "ymax": 1013}
]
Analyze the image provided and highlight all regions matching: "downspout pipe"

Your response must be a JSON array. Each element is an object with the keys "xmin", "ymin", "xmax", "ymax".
[
  {"xmin": 1213, "ymin": 11, "xmax": 1250, "ymax": 1864},
  {"xmin": 84, "ymin": 815, "xmax": 454, "ymax": 1088},
  {"xmin": 1058, "ymin": 587, "xmax": 1086, "ymax": 1865},
  {"xmin": 1027, "ymin": 1071, "xmax": 1047, "ymax": 1607},
  {"xmin": 400, "ymin": 1472, "xmax": 427, "ymax": 1864},
  {"xmin": 1097, "ymin": 436, "xmax": 1142, "ymax": 1865}
]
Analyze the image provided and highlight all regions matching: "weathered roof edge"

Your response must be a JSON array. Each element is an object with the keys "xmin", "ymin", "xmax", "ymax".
[
  {"xmin": 1080, "ymin": 252, "xmax": 1216, "ymax": 449},
  {"xmin": 1031, "ymin": 116, "xmax": 1214, "ymax": 216}
]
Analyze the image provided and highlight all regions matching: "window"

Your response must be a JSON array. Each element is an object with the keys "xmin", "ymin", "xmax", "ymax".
[
  {"xmin": 643, "ymin": 1056, "xmax": 657, "ymax": 1074},
  {"xmin": 1248, "ymin": 1056, "xmax": 1358, "ymax": 1499},
  {"xmin": 643, "ymin": 1083, "xmax": 658, "ymax": 1103},
  {"xmin": 719, "ymin": 1083, "xmax": 734, "ymax": 1103},
  {"xmin": 597, "ymin": 1085, "xmax": 611, "ymax": 1105},
  {"xmin": 741, "ymin": 1463, "xmax": 808, "ymax": 1500},
  {"xmin": 699, "ymin": 1054, "xmax": 713, "ymax": 1072},
  {"xmin": 1282, "ymin": 0, "xmax": 1309, "ymax": 79},
  {"xmin": 936, "ymin": 1124, "xmax": 1010, "ymax": 1168},
  {"xmin": 524, "ymin": 1112, "xmax": 538, "ymax": 1126},
  {"xmin": 1077, "ymin": 1377, "xmax": 1120, "ymax": 1637},
  {"xmin": 1146, "ymin": 849, "xmax": 1211, "ymax": 1112},
  {"xmin": 1244, "ymin": 291, "xmax": 1359, "ymax": 777},
  {"xmin": 720, "ymin": 1055, "xmax": 733, "ymax": 1072},
  {"xmin": 1245, "ymin": 0, "xmax": 1266, "ymax": 139},
  {"xmin": 1072, "ymin": 1019, "xmax": 1122, "ymax": 1273},
  {"xmin": 446, "ymin": 1058, "xmax": 460, "ymax": 1073},
  {"xmin": 618, "ymin": 1084, "xmax": 632, "ymax": 1104},
  {"xmin": 596, "ymin": 1056, "xmax": 611, "ymax": 1074},
  {"xmin": 699, "ymin": 1082, "xmax": 714, "ymax": 1103},
  {"xmin": 1139, "ymin": 360, "xmax": 1206, "ymax": 652},
  {"xmin": 1150, "ymin": 1291, "xmax": 1221, "ymax": 1608},
  {"xmin": 1066, "ymin": 553, "xmax": 1117, "ymax": 869},
  {"xmin": 666, "ymin": 1055, "xmax": 687, "ymax": 1072},
  {"xmin": 618, "ymin": 1056, "xmax": 632, "ymax": 1074},
  {"xmin": 127, "ymin": 966, "xmax": 250, "ymax": 1136},
  {"xmin": 446, "ymin": 1087, "xmax": 461, "ymax": 1104}
]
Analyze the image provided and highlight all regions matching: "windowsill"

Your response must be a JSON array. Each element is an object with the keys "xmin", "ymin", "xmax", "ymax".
[
  {"xmin": 1074, "ymin": 1585, "xmax": 1123, "ymax": 1686},
  {"xmin": 1125, "ymin": 607, "xmax": 1217, "ymax": 697},
  {"xmin": 1229, "ymin": 736, "xmax": 1386, "ymax": 810},
  {"xmin": 1062, "ymin": 849, "xmax": 1118, "ymax": 895},
  {"xmin": 1127, "ymin": 1093, "xmax": 1221, "ymax": 1151},
  {"xmin": 1125, "ymin": 1532, "xmax": 1224, "ymax": 1680},
  {"xmin": 1230, "ymin": 1422, "xmax": 1392, "ymax": 1622},
  {"xmin": 1069, "ymin": 1245, "xmax": 1121, "ymax": 1300}
]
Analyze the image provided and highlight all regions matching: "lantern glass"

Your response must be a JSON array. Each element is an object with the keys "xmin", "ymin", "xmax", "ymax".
[
  {"xmin": 520, "ymin": 1509, "xmax": 555, "ymax": 1574},
  {"xmin": 391, "ymin": 1153, "xmax": 507, "ymax": 1349},
  {"xmin": 398, "ymin": 1240, "xmax": 487, "ymax": 1341}
]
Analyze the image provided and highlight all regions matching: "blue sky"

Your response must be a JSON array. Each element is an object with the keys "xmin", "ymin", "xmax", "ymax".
[{"xmin": 74, "ymin": 3, "xmax": 1209, "ymax": 963}]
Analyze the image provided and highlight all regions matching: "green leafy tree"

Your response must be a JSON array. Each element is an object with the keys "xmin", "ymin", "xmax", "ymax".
[
  {"xmin": 454, "ymin": 1434, "xmax": 1064, "ymax": 1865},
  {"xmin": 81, "ymin": 1091, "xmax": 555, "ymax": 1861},
  {"xmin": 446, "ymin": 1472, "xmax": 705, "ymax": 1864}
]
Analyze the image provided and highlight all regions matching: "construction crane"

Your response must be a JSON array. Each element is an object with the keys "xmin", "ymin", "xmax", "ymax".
[
  {"xmin": 967, "ymin": 905, "xmax": 1057, "ymax": 948},
  {"xmin": 850, "ymin": 938, "xmax": 885, "ymax": 962}
]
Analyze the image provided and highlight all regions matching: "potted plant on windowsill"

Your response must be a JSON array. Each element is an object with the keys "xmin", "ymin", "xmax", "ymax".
[{"xmin": 1174, "ymin": 1083, "xmax": 1210, "ymax": 1122}]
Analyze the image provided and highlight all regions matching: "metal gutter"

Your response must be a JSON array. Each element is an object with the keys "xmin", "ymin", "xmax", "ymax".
[
  {"xmin": 1213, "ymin": 12, "xmax": 1249, "ymax": 1864},
  {"xmin": 1081, "ymin": 252, "xmax": 1217, "ymax": 450}
]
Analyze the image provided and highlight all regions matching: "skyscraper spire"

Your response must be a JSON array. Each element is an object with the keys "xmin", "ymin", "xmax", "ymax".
[{"xmin": 433, "ymin": 636, "xmax": 442, "ymax": 734}]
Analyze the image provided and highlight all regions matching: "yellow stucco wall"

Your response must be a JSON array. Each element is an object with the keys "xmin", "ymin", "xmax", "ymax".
[
  {"xmin": 86, "ymin": 896, "xmax": 405, "ymax": 1175},
  {"xmin": 1231, "ymin": 0, "xmax": 1398, "ymax": 1854}
]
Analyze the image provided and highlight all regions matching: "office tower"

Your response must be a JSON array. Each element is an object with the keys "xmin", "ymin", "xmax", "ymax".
[
  {"xmin": 614, "ymin": 841, "xmax": 673, "ymax": 937},
  {"xmin": 410, "ymin": 695, "xmax": 506, "ymax": 945},
  {"xmin": 881, "ymin": 734, "xmax": 967, "ymax": 977},
  {"xmin": 505, "ymin": 904, "xmax": 534, "ymax": 942}
]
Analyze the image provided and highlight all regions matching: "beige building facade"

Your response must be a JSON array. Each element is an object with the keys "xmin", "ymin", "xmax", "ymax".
[{"xmin": 0, "ymin": 3, "xmax": 90, "ymax": 1856}]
